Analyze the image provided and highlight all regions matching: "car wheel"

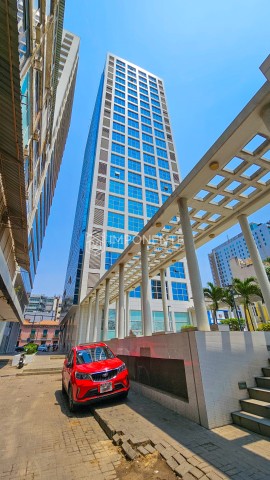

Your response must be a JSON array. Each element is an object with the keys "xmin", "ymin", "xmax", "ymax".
[{"xmin": 68, "ymin": 386, "xmax": 76, "ymax": 413}]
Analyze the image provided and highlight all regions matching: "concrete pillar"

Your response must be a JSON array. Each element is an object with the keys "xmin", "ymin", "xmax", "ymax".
[
  {"xmin": 125, "ymin": 291, "xmax": 130, "ymax": 337},
  {"xmin": 85, "ymin": 297, "xmax": 93, "ymax": 342},
  {"xmin": 140, "ymin": 282, "xmax": 144, "ymax": 335},
  {"xmin": 118, "ymin": 263, "xmax": 125, "ymax": 339},
  {"xmin": 160, "ymin": 268, "xmax": 170, "ymax": 332},
  {"xmin": 77, "ymin": 305, "xmax": 86, "ymax": 344},
  {"xmin": 102, "ymin": 279, "xmax": 110, "ymax": 341},
  {"xmin": 141, "ymin": 240, "xmax": 152, "ymax": 336},
  {"xmin": 178, "ymin": 198, "xmax": 210, "ymax": 331},
  {"xmin": 92, "ymin": 289, "xmax": 100, "ymax": 342},
  {"xmin": 238, "ymin": 214, "xmax": 270, "ymax": 318},
  {"xmin": 115, "ymin": 298, "xmax": 119, "ymax": 338}
]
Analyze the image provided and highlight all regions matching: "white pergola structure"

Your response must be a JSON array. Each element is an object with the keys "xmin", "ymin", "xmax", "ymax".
[{"xmin": 78, "ymin": 57, "xmax": 270, "ymax": 342}]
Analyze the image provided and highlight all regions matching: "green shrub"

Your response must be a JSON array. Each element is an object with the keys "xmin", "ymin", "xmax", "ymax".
[
  {"xmin": 220, "ymin": 318, "xmax": 245, "ymax": 331},
  {"xmin": 257, "ymin": 322, "xmax": 270, "ymax": 331},
  {"xmin": 24, "ymin": 343, "xmax": 38, "ymax": 355},
  {"xmin": 181, "ymin": 325, "xmax": 197, "ymax": 332}
]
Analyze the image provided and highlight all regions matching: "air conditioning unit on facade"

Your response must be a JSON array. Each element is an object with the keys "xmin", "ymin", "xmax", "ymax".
[
  {"xmin": 33, "ymin": 129, "xmax": 40, "ymax": 141},
  {"xmin": 23, "ymin": 145, "xmax": 29, "ymax": 158},
  {"xmin": 34, "ymin": 57, "xmax": 43, "ymax": 71}
]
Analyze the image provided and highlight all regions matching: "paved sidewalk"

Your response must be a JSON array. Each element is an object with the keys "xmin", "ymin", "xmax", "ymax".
[{"xmin": 93, "ymin": 389, "xmax": 270, "ymax": 480}]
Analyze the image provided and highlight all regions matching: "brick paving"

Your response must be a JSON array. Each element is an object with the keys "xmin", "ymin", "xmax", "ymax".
[
  {"xmin": 92, "ymin": 390, "xmax": 270, "ymax": 480},
  {"xmin": 0, "ymin": 373, "xmax": 121, "ymax": 480},
  {"xmin": 1, "ymin": 356, "xmax": 270, "ymax": 480}
]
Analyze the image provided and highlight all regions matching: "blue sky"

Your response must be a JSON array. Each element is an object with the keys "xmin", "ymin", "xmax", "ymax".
[{"xmin": 33, "ymin": 0, "xmax": 270, "ymax": 295}]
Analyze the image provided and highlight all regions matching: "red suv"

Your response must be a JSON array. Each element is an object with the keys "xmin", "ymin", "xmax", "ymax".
[{"xmin": 62, "ymin": 342, "xmax": 129, "ymax": 411}]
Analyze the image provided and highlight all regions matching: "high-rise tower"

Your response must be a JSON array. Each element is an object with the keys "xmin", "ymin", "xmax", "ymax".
[
  {"xmin": 62, "ymin": 54, "xmax": 192, "ymax": 338},
  {"xmin": 0, "ymin": 0, "xmax": 79, "ymax": 352}
]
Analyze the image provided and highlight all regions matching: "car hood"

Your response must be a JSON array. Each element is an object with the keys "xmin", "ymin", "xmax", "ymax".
[{"xmin": 75, "ymin": 357, "xmax": 124, "ymax": 373}]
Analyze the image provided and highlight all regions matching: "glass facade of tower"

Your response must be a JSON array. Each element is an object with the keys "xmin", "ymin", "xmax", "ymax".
[{"xmin": 62, "ymin": 54, "xmax": 192, "ymax": 334}]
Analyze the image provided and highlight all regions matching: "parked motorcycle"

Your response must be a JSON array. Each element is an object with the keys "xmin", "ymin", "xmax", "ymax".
[{"xmin": 17, "ymin": 352, "xmax": 25, "ymax": 369}]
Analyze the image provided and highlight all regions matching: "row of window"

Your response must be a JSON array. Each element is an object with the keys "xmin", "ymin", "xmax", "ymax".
[
  {"xmin": 109, "ymin": 181, "xmax": 170, "ymax": 202},
  {"xmin": 109, "ymin": 176, "xmax": 172, "ymax": 193},
  {"xmin": 112, "ymin": 142, "xmax": 168, "ymax": 160},
  {"xmin": 112, "ymin": 131, "xmax": 166, "ymax": 149},
  {"xmin": 111, "ymin": 153, "xmax": 169, "ymax": 171},
  {"xmin": 113, "ymin": 116, "xmax": 164, "ymax": 134},
  {"xmin": 110, "ymin": 164, "xmax": 170, "ymax": 181},
  {"xmin": 114, "ymin": 105, "xmax": 164, "ymax": 125}
]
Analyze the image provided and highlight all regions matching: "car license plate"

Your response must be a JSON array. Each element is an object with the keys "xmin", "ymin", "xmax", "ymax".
[{"xmin": 100, "ymin": 382, "xmax": 112, "ymax": 393}]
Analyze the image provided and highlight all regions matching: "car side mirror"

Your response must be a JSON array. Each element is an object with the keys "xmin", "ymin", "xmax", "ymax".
[{"xmin": 67, "ymin": 362, "xmax": 72, "ymax": 368}]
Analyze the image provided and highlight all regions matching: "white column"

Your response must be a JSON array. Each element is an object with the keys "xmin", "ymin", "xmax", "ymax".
[
  {"xmin": 115, "ymin": 298, "xmax": 119, "ymax": 338},
  {"xmin": 118, "ymin": 263, "xmax": 125, "ymax": 339},
  {"xmin": 141, "ymin": 240, "xmax": 152, "ymax": 336},
  {"xmin": 125, "ymin": 291, "xmax": 130, "ymax": 337},
  {"xmin": 85, "ymin": 297, "xmax": 93, "ymax": 342},
  {"xmin": 102, "ymin": 278, "xmax": 110, "ymax": 341},
  {"xmin": 238, "ymin": 214, "xmax": 270, "ymax": 317},
  {"xmin": 77, "ymin": 305, "xmax": 85, "ymax": 344},
  {"xmin": 160, "ymin": 268, "xmax": 170, "ymax": 332},
  {"xmin": 178, "ymin": 198, "xmax": 210, "ymax": 331},
  {"xmin": 140, "ymin": 282, "xmax": 144, "ymax": 335},
  {"xmin": 92, "ymin": 289, "xmax": 100, "ymax": 342}
]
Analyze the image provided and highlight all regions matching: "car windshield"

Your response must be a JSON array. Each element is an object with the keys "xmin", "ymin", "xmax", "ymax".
[{"xmin": 76, "ymin": 346, "xmax": 115, "ymax": 365}]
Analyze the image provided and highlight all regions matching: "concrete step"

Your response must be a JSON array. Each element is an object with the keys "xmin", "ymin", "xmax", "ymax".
[
  {"xmin": 240, "ymin": 398, "xmax": 270, "ymax": 418},
  {"xmin": 232, "ymin": 411, "xmax": 270, "ymax": 437},
  {"xmin": 255, "ymin": 376, "xmax": 270, "ymax": 388},
  {"xmin": 248, "ymin": 387, "xmax": 270, "ymax": 402},
  {"xmin": 18, "ymin": 368, "xmax": 62, "ymax": 376},
  {"xmin": 262, "ymin": 367, "xmax": 270, "ymax": 377}
]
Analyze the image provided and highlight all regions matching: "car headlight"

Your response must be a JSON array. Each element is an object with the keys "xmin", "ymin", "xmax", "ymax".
[
  {"xmin": 75, "ymin": 372, "xmax": 92, "ymax": 380},
  {"xmin": 118, "ymin": 363, "xmax": 127, "ymax": 373}
]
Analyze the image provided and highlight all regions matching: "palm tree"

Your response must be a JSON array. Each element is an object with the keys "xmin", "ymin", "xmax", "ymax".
[
  {"xmin": 203, "ymin": 282, "xmax": 223, "ymax": 324},
  {"xmin": 232, "ymin": 277, "xmax": 263, "ymax": 331},
  {"xmin": 221, "ymin": 288, "xmax": 235, "ymax": 317}
]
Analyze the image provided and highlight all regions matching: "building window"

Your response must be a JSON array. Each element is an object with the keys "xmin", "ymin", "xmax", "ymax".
[
  {"xmin": 128, "ymin": 110, "xmax": 139, "ymax": 120},
  {"xmin": 115, "ymin": 83, "xmax": 125, "ymax": 92},
  {"xmin": 156, "ymin": 139, "xmax": 166, "ymax": 148},
  {"xmin": 128, "ymin": 128, "xmax": 139, "ymax": 138},
  {"xmin": 171, "ymin": 282, "xmax": 189, "ymax": 301},
  {"xmin": 114, "ymin": 97, "xmax": 125, "ymax": 106},
  {"xmin": 156, "ymin": 148, "xmax": 167, "ymax": 158},
  {"xmin": 110, "ymin": 166, "xmax": 125, "ymax": 180},
  {"xmin": 128, "ymin": 88, "xmax": 137, "ymax": 97},
  {"xmin": 158, "ymin": 158, "xmax": 169, "ymax": 169},
  {"xmin": 146, "ymin": 190, "xmax": 159, "ymax": 204},
  {"xmin": 155, "ymin": 129, "xmax": 165, "ymax": 139},
  {"xmin": 154, "ymin": 121, "xmax": 163, "ymax": 130},
  {"xmin": 113, "ymin": 122, "xmax": 125, "ymax": 133},
  {"xmin": 141, "ymin": 108, "xmax": 150, "ymax": 117},
  {"xmin": 159, "ymin": 169, "xmax": 171, "ymax": 181},
  {"xmin": 128, "ymin": 159, "xmax": 141, "ymax": 172},
  {"xmin": 174, "ymin": 312, "xmax": 190, "ymax": 332},
  {"xmin": 128, "ymin": 148, "xmax": 140, "ymax": 160},
  {"xmin": 111, "ymin": 153, "xmax": 125, "ymax": 167},
  {"xmin": 128, "ymin": 171, "xmax": 142, "ymax": 185},
  {"xmin": 128, "ymin": 119, "xmax": 139, "ymax": 129},
  {"xmin": 143, "ymin": 143, "xmax": 154, "ymax": 154},
  {"xmin": 170, "ymin": 262, "xmax": 185, "ymax": 279},
  {"xmin": 141, "ymin": 115, "xmax": 151, "ymax": 125},
  {"xmin": 130, "ymin": 310, "xmax": 142, "ymax": 336},
  {"xmin": 151, "ymin": 280, "xmax": 169, "ymax": 299},
  {"xmin": 153, "ymin": 113, "xmax": 163, "ymax": 122},
  {"xmin": 106, "ymin": 231, "xmax": 124, "ymax": 249},
  {"xmin": 144, "ymin": 165, "xmax": 156, "ymax": 177},
  {"xmin": 115, "ymin": 76, "xmax": 125, "ymax": 85},
  {"xmin": 145, "ymin": 177, "xmax": 158, "ymax": 190},
  {"xmin": 143, "ymin": 153, "xmax": 155, "ymax": 165},
  {"xmin": 128, "ymin": 216, "xmax": 144, "ymax": 232},
  {"xmin": 105, "ymin": 251, "xmax": 120, "ymax": 270},
  {"xmin": 112, "ymin": 142, "xmax": 125, "ymax": 155},
  {"xmin": 113, "ymin": 113, "xmax": 125, "ymax": 123},
  {"xmin": 107, "ymin": 212, "xmax": 124, "ymax": 229},
  {"xmin": 128, "ymin": 200, "xmax": 143, "ymax": 216},
  {"xmin": 128, "ymin": 185, "xmax": 142, "ymax": 199},
  {"xmin": 142, "ymin": 133, "xmax": 153, "ymax": 144},
  {"xmin": 160, "ymin": 181, "xmax": 172, "ymax": 193},
  {"xmin": 142, "ymin": 124, "xmax": 152, "ymax": 134},
  {"xmin": 128, "ymin": 95, "xmax": 138, "ymax": 104},
  {"xmin": 147, "ymin": 204, "xmax": 159, "ymax": 218},
  {"xmin": 115, "ymin": 89, "xmax": 125, "ymax": 99},
  {"xmin": 108, "ymin": 195, "xmax": 125, "ymax": 211},
  {"xmin": 129, "ymin": 286, "xmax": 141, "ymax": 298},
  {"xmin": 114, "ymin": 105, "xmax": 125, "ymax": 115},
  {"xmin": 112, "ymin": 132, "xmax": 125, "ymax": 143},
  {"xmin": 128, "ymin": 103, "xmax": 138, "ymax": 112},
  {"xmin": 109, "ymin": 180, "xmax": 124, "ymax": 195},
  {"xmin": 128, "ymin": 137, "xmax": 140, "ymax": 149}
]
